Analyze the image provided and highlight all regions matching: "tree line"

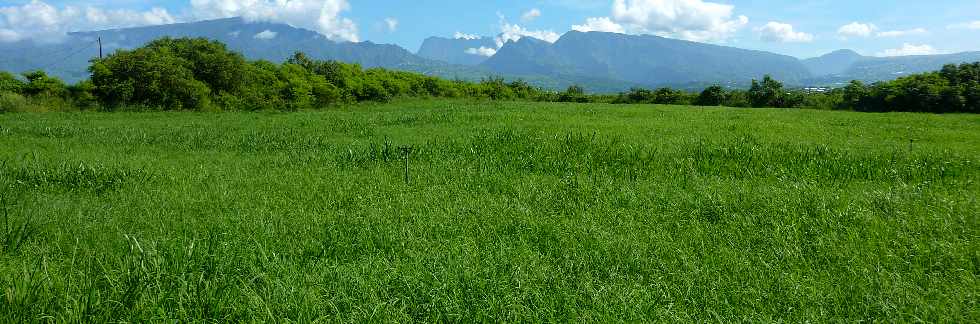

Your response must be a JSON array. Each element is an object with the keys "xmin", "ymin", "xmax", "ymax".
[{"xmin": 1, "ymin": 37, "xmax": 977, "ymax": 113}]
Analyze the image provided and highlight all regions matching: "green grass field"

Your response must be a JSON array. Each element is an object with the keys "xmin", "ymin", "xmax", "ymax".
[{"xmin": 1, "ymin": 99, "xmax": 978, "ymax": 322}]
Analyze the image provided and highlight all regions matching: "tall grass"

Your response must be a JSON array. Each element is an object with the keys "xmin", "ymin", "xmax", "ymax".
[{"xmin": 0, "ymin": 99, "xmax": 977, "ymax": 322}]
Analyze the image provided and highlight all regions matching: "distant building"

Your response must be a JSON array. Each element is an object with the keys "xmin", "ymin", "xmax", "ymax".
[{"xmin": 802, "ymin": 87, "xmax": 830, "ymax": 94}]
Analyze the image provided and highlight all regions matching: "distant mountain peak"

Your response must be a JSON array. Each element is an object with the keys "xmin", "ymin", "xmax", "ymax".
[
  {"xmin": 416, "ymin": 34, "xmax": 497, "ymax": 66},
  {"xmin": 804, "ymin": 49, "xmax": 868, "ymax": 77},
  {"xmin": 822, "ymin": 49, "xmax": 863, "ymax": 58}
]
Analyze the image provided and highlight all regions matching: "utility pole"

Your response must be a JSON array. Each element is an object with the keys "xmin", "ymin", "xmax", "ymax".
[{"xmin": 98, "ymin": 37, "xmax": 103, "ymax": 59}]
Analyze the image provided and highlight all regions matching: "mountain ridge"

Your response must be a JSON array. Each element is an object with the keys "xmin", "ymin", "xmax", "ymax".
[
  {"xmin": 2, "ymin": 18, "xmax": 980, "ymax": 92},
  {"xmin": 417, "ymin": 36, "xmax": 497, "ymax": 66},
  {"xmin": 482, "ymin": 30, "xmax": 812, "ymax": 87}
]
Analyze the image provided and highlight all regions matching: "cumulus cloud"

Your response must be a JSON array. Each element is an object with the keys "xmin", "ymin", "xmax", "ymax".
[
  {"xmin": 572, "ymin": 17, "xmax": 625, "ymax": 33},
  {"xmin": 837, "ymin": 22, "xmax": 876, "ymax": 38},
  {"xmin": 521, "ymin": 8, "xmax": 541, "ymax": 22},
  {"xmin": 383, "ymin": 17, "xmax": 398, "ymax": 32},
  {"xmin": 454, "ymin": 32, "xmax": 481, "ymax": 40},
  {"xmin": 876, "ymin": 43, "xmax": 937, "ymax": 57},
  {"xmin": 947, "ymin": 21, "xmax": 980, "ymax": 30},
  {"xmin": 609, "ymin": 0, "xmax": 748, "ymax": 42},
  {"xmin": 0, "ymin": 0, "xmax": 175, "ymax": 43},
  {"xmin": 876, "ymin": 28, "xmax": 927, "ymax": 37},
  {"xmin": 496, "ymin": 21, "xmax": 560, "ymax": 47},
  {"xmin": 0, "ymin": 29, "xmax": 19, "ymax": 42},
  {"xmin": 756, "ymin": 22, "xmax": 812, "ymax": 43},
  {"xmin": 458, "ymin": 15, "xmax": 558, "ymax": 58},
  {"xmin": 839, "ymin": 22, "xmax": 930, "ymax": 39},
  {"xmin": 253, "ymin": 29, "xmax": 277, "ymax": 39},
  {"xmin": 189, "ymin": 0, "xmax": 359, "ymax": 42},
  {"xmin": 464, "ymin": 46, "xmax": 497, "ymax": 57}
]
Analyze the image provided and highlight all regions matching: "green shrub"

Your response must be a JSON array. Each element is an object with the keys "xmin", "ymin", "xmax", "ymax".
[
  {"xmin": 0, "ymin": 72, "xmax": 24, "ymax": 94},
  {"xmin": 91, "ymin": 46, "xmax": 213, "ymax": 111},
  {"xmin": 21, "ymin": 71, "xmax": 68, "ymax": 98},
  {"xmin": 557, "ymin": 85, "xmax": 589, "ymax": 103},
  {"xmin": 696, "ymin": 85, "xmax": 725, "ymax": 106},
  {"xmin": 0, "ymin": 92, "xmax": 29, "ymax": 113},
  {"xmin": 480, "ymin": 77, "xmax": 515, "ymax": 100},
  {"xmin": 748, "ymin": 75, "xmax": 784, "ymax": 108}
]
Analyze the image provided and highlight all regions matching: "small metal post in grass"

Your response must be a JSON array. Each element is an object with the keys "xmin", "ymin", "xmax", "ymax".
[
  {"xmin": 907, "ymin": 127, "xmax": 914, "ymax": 153},
  {"xmin": 398, "ymin": 145, "xmax": 414, "ymax": 185},
  {"xmin": 1, "ymin": 196, "xmax": 7, "ymax": 237}
]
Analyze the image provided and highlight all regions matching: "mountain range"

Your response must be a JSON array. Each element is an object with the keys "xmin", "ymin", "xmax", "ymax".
[
  {"xmin": 803, "ymin": 50, "xmax": 980, "ymax": 84},
  {"xmin": 0, "ymin": 18, "xmax": 493, "ymax": 84},
  {"xmin": 2, "ymin": 17, "xmax": 979, "ymax": 92},
  {"xmin": 481, "ymin": 31, "xmax": 812, "ymax": 87},
  {"xmin": 417, "ymin": 36, "xmax": 497, "ymax": 66}
]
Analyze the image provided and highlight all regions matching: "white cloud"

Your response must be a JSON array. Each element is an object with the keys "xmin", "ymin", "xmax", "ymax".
[
  {"xmin": 454, "ymin": 32, "xmax": 481, "ymax": 40},
  {"xmin": 947, "ymin": 21, "xmax": 980, "ymax": 30},
  {"xmin": 756, "ymin": 21, "xmax": 812, "ymax": 43},
  {"xmin": 464, "ymin": 46, "xmax": 497, "ymax": 57},
  {"xmin": 609, "ymin": 0, "xmax": 749, "ymax": 42},
  {"xmin": 0, "ymin": 29, "xmax": 19, "ymax": 42},
  {"xmin": 0, "ymin": 0, "xmax": 175, "ymax": 43},
  {"xmin": 521, "ymin": 8, "xmax": 541, "ymax": 22},
  {"xmin": 383, "ymin": 17, "xmax": 398, "ymax": 32},
  {"xmin": 495, "ymin": 21, "xmax": 560, "ymax": 47},
  {"xmin": 837, "ymin": 22, "xmax": 876, "ymax": 38},
  {"xmin": 839, "ymin": 23, "xmax": 929, "ymax": 39},
  {"xmin": 189, "ymin": 0, "xmax": 359, "ymax": 42},
  {"xmin": 876, "ymin": 43, "xmax": 937, "ymax": 57},
  {"xmin": 253, "ymin": 29, "xmax": 277, "ymax": 39},
  {"xmin": 876, "ymin": 28, "xmax": 927, "ymax": 37},
  {"xmin": 572, "ymin": 17, "xmax": 626, "ymax": 33},
  {"xmin": 459, "ymin": 14, "xmax": 559, "ymax": 58}
]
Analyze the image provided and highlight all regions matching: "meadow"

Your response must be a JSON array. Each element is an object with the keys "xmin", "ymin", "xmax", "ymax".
[{"xmin": 0, "ymin": 99, "xmax": 977, "ymax": 322}]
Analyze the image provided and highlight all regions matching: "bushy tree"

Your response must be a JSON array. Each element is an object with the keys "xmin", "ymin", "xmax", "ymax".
[
  {"xmin": 622, "ymin": 88, "xmax": 654, "ymax": 103},
  {"xmin": 836, "ymin": 63, "xmax": 980, "ymax": 113},
  {"xmin": 558, "ymin": 85, "xmax": 589, "ymax": 103},
  {"xmin": 723, "ymin": 90, "xmax": 751, "ymax": 107},
  {"xmin": 66, "ymin": 80, "xmax": 99, "ymax": 109},
  {"xmin": 0, "ymin": 92, "xmax": 28, "ymax": 113},
  {"xmin": 841, "ymin": 81, "xmax": 869, "ymax": 110},
  {"xmin": 90, "ymin": 48, "xmax": 211, "ymax": 110},
  {"xmin": 21, "ymin": 71, "xmax": 68, "ymax": 98},
  {"xmin": 965, "ymin": 81, "xmax": 980, "ymax": 113},
  {"xmin": 748, "ymin": 75, "xmax": 783, "ymax": 108},
  {"xmin": 480, "ymin": 77, "xmax": 515, "ymax": 100},
  {"xmin": 0, "ymin": 71, "xmax": 25, "ymax": 94},
  {"xmin": 653, "ymin": 87, "xmax": 686, "ymax": 104},
  {"xmin": 695, "ymin": 85, "xmax": 725, "ymax": 106},
  {"xmin": 509, "ymin": 79, "xmax": 536, "ymax": 99}
]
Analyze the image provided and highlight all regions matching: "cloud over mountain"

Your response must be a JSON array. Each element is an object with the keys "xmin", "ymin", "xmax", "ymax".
[
  {"xmin": 837, "ymin": 22, "xmax": 875, "ymax": 38},
  {"xmin": 189, "ymin": 0, "xmax": 359, "ymax": 42},
  {"xmin": 877, "ymin": 43, "xmax": 937, "ymax": 57},
  {"xmin": 572, "ymin": 17, "xmax": 625, "ymax": 33},
  {"xmin": 521, "ymin": 8, "xmax": 541, "ymax": 22},
  {"xmin": 756, "ymin": 22, "xmax": 813, "ymax": 43},
  {"xmin": 0, "ymin": 0, "xmax": 175, "ymax": 43},
  {"xmin": 609, "ymin": 0, "xmax": 749, "ymax": 42}
]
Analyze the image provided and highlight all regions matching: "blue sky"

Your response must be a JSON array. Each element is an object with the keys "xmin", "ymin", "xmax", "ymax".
[{"xmin": 2, "ymin": 0, "xmax": 979, "ymax": 58}]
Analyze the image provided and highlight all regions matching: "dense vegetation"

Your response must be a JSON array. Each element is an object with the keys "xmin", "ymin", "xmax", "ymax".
[
  {"xmin": 1, "ymin": 37, "xmax": 978, "ymax": 114},
  {"xmin": 1, "ymin": 100, "xmax": 977, "ymax": 321},
  {"xmin": 612, "ymin": 65, "xmax": 980, "ymax": 113}
]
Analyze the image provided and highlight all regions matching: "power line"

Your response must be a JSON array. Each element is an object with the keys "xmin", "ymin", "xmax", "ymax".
[
  {"xmin": 35, "ymin": 40, "xmax": 97, "ymax": 72},
  {"xmin": 0, "ymin": 39, "xmax": 98, "ymax": 73}
]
